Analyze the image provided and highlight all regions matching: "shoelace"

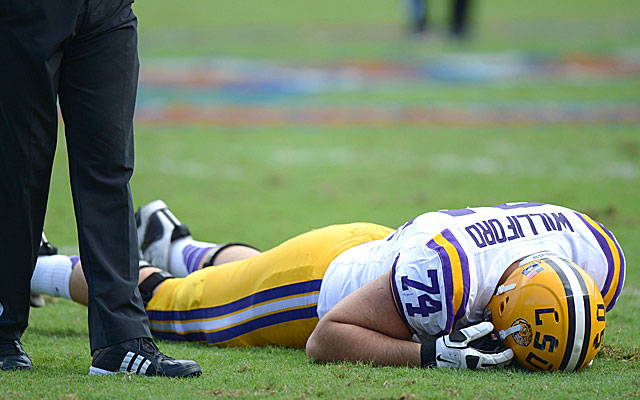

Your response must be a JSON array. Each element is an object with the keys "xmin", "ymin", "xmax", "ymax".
[{"xmin": 138, "ymin": 338, "xmax": 175, "ymax": 362}]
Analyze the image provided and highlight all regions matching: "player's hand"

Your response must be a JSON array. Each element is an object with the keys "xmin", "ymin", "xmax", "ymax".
[{"xmin": 421, "ymin": 322, "xmax": 514, "ymax": 370}]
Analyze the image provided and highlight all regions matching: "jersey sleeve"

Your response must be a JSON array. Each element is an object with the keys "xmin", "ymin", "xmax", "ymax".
[
  {"xmin": 389, "ymin": 229, "xmax": 471, "ymax": 341},
  {"xmin": 574, "ymin": 212, "xmax": 626, "ymax": 312}
]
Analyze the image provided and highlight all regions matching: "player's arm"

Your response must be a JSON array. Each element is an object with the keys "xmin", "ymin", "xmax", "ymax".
[
  {"xmin": 306, "ymin": 271, "xmax": 422, "ymax": 366},
  {"xmin": 306, "ymin": 271, "xmax": 514, "ymax": 369}
]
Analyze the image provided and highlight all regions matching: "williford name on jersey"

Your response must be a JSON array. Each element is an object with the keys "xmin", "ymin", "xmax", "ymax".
[
  {"xmin": 456, "ymin": 206, "xmax": 575, "ymax": 248},
  {"xmin": 379, "ymin": 202, "xmax": 625, "ymax": 342}
]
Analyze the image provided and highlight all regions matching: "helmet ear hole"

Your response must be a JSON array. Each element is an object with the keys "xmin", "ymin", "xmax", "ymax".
[
  {"xmin": 506, "ymin": 297, "xmax": 510, "ymax": 304},
  {"xmin": 554, "ymin": 311, "xmax": 559, "ymax": 323},
  {"xmin": 499, "ymin": 302, "xmax": 505, "ymax": 315}
]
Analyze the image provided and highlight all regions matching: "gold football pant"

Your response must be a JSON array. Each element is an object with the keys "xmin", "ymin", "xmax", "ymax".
[{"xmin": 146, "ymin": 223, "xmax": 393, "ymax": 348}]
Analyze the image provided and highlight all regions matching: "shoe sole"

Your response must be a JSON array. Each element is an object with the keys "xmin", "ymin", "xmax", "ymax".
[
  {"xmin": 88, "ymin": 366, "xmax": 117, "ymax": 376},
  {"xmin": 0, "ymin": 365, "xmax": 33, "ymax": 371},
  {"xmin": 89, "ymin": 365, "xmax": 202, "ymax": 378}
]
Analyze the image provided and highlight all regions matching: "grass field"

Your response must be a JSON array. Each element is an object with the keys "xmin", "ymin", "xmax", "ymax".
[{"xmin": 2, "ymin": 0, "xmax": 639, "ymax": 398}]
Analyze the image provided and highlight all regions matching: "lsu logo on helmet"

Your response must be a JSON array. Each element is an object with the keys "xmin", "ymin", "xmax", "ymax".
[{"xmin": 487, "ymin": 253, "xmax": 606, "ymax": 372}]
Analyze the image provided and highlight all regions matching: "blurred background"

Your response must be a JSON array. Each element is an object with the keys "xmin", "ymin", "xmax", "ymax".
[
  {"xmin": 26, "ymin": 0, "xmax": 637, "ymax": 383},
  {"xmin": 47, "ymin": 0, "xmax": 639, "ymax": 275}
]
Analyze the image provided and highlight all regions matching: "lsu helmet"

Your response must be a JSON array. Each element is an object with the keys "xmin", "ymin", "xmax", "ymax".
[{"xmin": 486, "ymin": 252, "xmax": 606, "ymax": 372}]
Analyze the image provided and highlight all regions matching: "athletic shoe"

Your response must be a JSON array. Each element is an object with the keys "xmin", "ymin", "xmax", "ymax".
[
  {"xmin": 38, "ymin": 232, "xmax": 58, "ymax": 256},
  {"xmin": 89, "ymin": 337, "xmax": 201, "ymax": 378},
  {"xmin": 31, "ymin": 232, "xmax": 58, "ymax": 308},
  {"xmin": 0, "ymin": 340, "xmax": 33, "ymax": 371},
  {"xmin": 30, "ymin": 294, "xmax": 46, "ymax": 307},
  {"xmin": 135, "ymin": 200, "xmax": 191, "ymax": 270}
]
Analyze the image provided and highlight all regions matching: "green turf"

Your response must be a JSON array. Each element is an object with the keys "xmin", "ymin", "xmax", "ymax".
[
  {"xmin": 3, "ymin": 0, "xmax": 639, "ymax": 398},
  {"xmin": 135, "ymin": 0, "xmax": 640, "ymax": 58},
  {"xmin": 308, "ymin": 80, "xmax": 640, "ymax": 105}
]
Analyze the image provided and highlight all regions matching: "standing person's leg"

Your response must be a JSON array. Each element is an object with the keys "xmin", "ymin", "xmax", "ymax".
[
  {"xmin": 0, "ymin": 1, "xmax": 78, "ymax": 370},
  {"xmin": 57, "ymin": 0, "xmax": 150, "ymax": 352},
  {"xmin": 58, "ymin": 0, "xmax": 200, "ymax": 377},
  {"xmin": 450, "ymin": 0, "xmax": 471, "ymax": 37},
  {"xmin": 407, "ymin": 0, "xmax": 427, "ymax": 34}
]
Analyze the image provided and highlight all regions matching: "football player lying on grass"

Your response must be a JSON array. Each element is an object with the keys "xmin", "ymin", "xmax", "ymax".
[{"xmin": 31, "ymin": 201, "xmax": 624, "ymax": 372}]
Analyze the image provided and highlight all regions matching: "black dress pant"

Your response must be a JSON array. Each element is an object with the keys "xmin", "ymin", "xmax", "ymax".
[{"xmin": 0, "ymin": 0, "xmax": 150, "ymax": 351}]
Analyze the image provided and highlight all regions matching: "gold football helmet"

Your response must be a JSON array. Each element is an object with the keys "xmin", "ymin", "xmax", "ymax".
[{"xmin": 486, "ymin": 252, "xmax": 606, "ymax": 372}]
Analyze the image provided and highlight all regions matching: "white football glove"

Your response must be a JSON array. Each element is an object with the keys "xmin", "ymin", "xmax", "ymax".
[{"xmin": 422, "ymin": 322, "xmax": 514, "ymax": 370}]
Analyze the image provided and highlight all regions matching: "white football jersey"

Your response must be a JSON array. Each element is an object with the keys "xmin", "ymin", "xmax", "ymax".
[{"xmin": 318, "ymin": 202, "xmax": 625, "ymax": 342}]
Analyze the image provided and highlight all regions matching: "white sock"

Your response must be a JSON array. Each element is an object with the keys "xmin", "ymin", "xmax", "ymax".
[
  {"xmin": 169, "ymin": 238, "xmax": 221, "ymax": 277},
  {"xmin": 31, "ymin": 255, "xmax": 77, "ymax": 300}
]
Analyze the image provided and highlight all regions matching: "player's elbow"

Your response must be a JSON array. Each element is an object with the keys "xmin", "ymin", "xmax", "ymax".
[
  {"xmin": 305, "ymin": 330, "xmax": 324, "ymax": 362},
  {"xmin": 305, "ymin": 322, "xmax": 332, "ymax": 363}
]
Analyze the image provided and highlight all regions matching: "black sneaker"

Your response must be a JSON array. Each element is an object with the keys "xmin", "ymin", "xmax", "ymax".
[
  {"xmin": 89, "ymin": 337, "xmax": 201, "ymax": 377},
  {"xmin": 135, "ymin": 200, "xmax": 191, "ymax": 271},
  {"xmin": 0, "ymin": 340, "xmax": 33, "ymax": 371},
  {"xmin": 39, "ymin": 232, "xmax": 58, "ymax": 256}
]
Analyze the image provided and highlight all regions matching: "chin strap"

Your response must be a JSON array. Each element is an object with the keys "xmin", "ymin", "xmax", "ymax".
[{"xmin": 498, "ymin": 324, "xmax": 522, "ymax": 340}]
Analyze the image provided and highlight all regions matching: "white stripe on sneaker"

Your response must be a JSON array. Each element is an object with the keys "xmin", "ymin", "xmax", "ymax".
[
  {"xmin": 130, "ymin": 355, "xmax": 144, "ymax": 373},
  {"xmin": 119, "ymin": 351, "xmax": 135, "ymax": 372},
  {"xmin": 139, "ymin": 359, "xmax": 152, "ymax": 375}
]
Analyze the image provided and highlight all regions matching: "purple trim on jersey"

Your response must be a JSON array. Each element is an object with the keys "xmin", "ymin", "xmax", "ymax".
[
  {"xmin": 608, "ymin": 230, "xmax": 625, "ymax": 311},
  {"xmin": 574, "ymin": 212, "xmax": 625, "ymax": 311},
  {"xmin": 492, "ymin": 202, "xmax": 546, "ymax": 210},
  {"xmin": 441, "ymin": 229, "xmax": 470, "ymax": 322},
  {"xmin": 574, "ymin": 214, "xmax": 615, "ymax": 293},
  {"xmin": 69, "ymin": 256, "xmax": 80, "ymax": 269},
  {"xmin": 147, "ymin": 280, "xmax": 322, "ymax": 322},
  {"xmin": 426, "ymin": 229, "xmax": 470, "ymax": 334},
  {"xmin": 389, "ymin": 255, "xmax": 414, "ymax": 334},
  {"xmin": 183, "ymin": 244, "xmax": 216, "ymax": 274},
  {"xmin": 150, "ymin": 306, "xmax": 317, "ymax": 344},
  {"xmin": 438, "ymin": 208, "xmax": 475, "ymax": 217}
]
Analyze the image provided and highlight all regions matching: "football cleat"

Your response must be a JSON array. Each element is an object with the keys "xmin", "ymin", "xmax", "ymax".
[
  {"xmin": 0, "ymin": 340, "xmax": 33, "ymax": 371},
  {"xmin": 30, "ymin": 294, "xmax": 46, "ymax": 308},
  {"xmin": 39, "ymin": 232, "xmax": 58, "ymax": 256},
  {"xmin": 487, "ymin": 252, "xmax": 606, "ymax": 372},
  {"xmin": 89, "ymin": 337, "xmax": 201, "ymax": 378},
  {"xmin": 135, "ymin": 200, "xmax": 191, "ymax": 270},
  {"xmin": 31, "ymin": 232, "xmax": 59, "ymax": 308}
]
